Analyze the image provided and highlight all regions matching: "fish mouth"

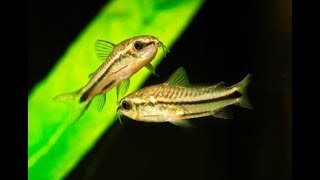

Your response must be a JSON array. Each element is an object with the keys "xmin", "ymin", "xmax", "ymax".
[
  {"xmin": 142, "ymin": 42, "xmax": 157, "ymax": 58},
  {"xmin": 141, "ymin": 39, "xmax": 169, "ymax": 59}
]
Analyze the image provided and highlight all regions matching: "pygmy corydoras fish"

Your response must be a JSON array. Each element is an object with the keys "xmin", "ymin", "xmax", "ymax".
[
  {"xmin": 54, "ymin": 35, "xmax": 168, "ymax": 122},
  {"xmin": 118, "ymin": 67, "xmax": 252, "ymax": 127}
]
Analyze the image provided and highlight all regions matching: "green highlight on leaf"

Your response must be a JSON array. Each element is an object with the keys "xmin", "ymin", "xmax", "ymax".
[{"xmin": 28, "ymin": 0, "xmax": 204, "ymax": 179}]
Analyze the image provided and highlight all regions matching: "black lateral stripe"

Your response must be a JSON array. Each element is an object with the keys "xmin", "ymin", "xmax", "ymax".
[
  {"xmin": 79, "ymin": 90, "xmax": 90, "ymax": 103},
  {"xmin": 102, "ymin": 80, "xmax": 116, "ymax": 91},
  {"xmin": 79, "ymin": 81, "xmax": 98, "ymax": 103},
  {"xmin": 81, "ymin": 60, "xmax": 127, "ymax": 103},
  {"xmin": 89, "ymin": 57, "xmax": 127, "ymax": 97},
  {"xmin": 181, "ymin": 110, "xmax": 212, "ymax": 117},
  {"xmin": 157, "ymin": 90, "xmax": 242, "ymax": 106},
  {"xmin": 95, "ymin": 53, "xmax": 128, "ymax": 85},
  {"xmin": 97, "ymin": 59, "xmax": 118, "ymax": 83},
  {"xmin": 79, "ymin": 80, "xmax": 115, "ymax": 103}
]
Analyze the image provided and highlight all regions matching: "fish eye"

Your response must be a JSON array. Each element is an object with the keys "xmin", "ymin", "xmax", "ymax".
[
  {"xmin": 134, "ymin": 41, "xmax": 144, "ymax": 51},
  {"xmin": 121, "ymin": 100, "xmax": 131, "ymax": 110}
]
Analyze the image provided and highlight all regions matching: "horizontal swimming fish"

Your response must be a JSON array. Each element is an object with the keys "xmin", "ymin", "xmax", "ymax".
[
  {"xmin": 54, "ymin": 35, "xmax": 168, "ymax": 122},
  {"xmin": 117, "ymin": 67, "xmax": 252, "ymax": 127}
]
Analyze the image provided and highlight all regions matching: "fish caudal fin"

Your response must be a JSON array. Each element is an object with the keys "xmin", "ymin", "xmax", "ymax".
[
  {"xmin": 53, "ymin": 89, "xmax": 92, "ymax": 123},
  {"xmin": 233, "ymin": 74, "xmax": 253, "ymax": 110},
  {"xmin": 53, "ymin": 90, "xmax": 81, "ymax": 104}
]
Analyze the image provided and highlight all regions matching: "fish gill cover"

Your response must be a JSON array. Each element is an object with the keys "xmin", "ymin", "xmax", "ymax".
[{"xmin": 28, "ymin": 0, "xmax": 204, "ymax": 179}]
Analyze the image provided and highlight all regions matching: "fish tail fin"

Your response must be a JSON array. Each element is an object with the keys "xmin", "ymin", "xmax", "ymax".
[
  {"xmin": 53, "ymin": 90, "xmax": 81, "ymax": 104},
  {"xmin": 53, "ymin": 89, "xmax": 92, "ymax": 123},
  {"xmin": 233, "ymin": 74, "xmax": 253, "ymax": 110}
]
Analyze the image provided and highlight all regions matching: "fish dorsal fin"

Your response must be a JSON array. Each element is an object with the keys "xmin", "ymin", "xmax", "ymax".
[
  {"xmin": 116, "ymin": 79, "xmax": 130, "ymax": 102},
  {"xmin": 166, "ymin": 67, "xmax": 190, "ymax": 87},
  {"xmin": 95, "ymin": 39, "xmax": 116, "ymax": 61}
]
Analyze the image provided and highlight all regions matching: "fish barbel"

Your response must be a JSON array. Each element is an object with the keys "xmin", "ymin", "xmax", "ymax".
[
  {"xmin": 118, "ymin": 67, "xmax": 252, "ymax": 127},
  {"xmin": 54, "ymin": 35, "xmax": 168, "ymax": 123}
]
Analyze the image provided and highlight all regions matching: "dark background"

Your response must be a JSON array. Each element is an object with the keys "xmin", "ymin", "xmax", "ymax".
[{"xmin": 28, "ymin": 0, "xmax": 292, "ymax": 180}]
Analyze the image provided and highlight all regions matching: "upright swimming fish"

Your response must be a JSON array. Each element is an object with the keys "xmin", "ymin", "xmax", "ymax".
[
  {"xmin": 117, "ymin": 67, "xmax": 252, "ymax": 127},
  {"xmin": 54, "ymin": 35, "xmax": 168, "ymax": 122}
]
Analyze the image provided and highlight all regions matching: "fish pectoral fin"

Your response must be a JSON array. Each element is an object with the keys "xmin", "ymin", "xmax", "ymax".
[
  {"xmin": 166, "ymin": 67, "xmax": 190, "ymax": 87},
  {"xmin": 116, "ymin": 79, "xmax": 130, "ymax": 102},
  {"xmin": 145, "ymin": 63, "xmax": 159, "ymax": 77},
  {"xmin": 212, "ymin": 107, "xmax": 233, "ymax": 119},
  {"xmin": 95, "ymin": 39, "xmax": 116, "ymax": 61},
  {"xmin": 94, "ymin": 94, "xmax": 106, "ymax": 111},
  {"xmin": 170, "ymin": 120, "xmax": 194, "ymax": 128}
]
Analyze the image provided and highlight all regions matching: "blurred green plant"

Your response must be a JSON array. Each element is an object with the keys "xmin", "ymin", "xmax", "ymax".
[{"xmin": 28, "ymin": 0, "xmax": 203, "ymax": 179}]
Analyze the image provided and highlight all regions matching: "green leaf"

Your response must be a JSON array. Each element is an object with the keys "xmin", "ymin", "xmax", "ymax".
[{"xmin": 28, "ymin": 0, "xmax": 204, "ymax": 179}]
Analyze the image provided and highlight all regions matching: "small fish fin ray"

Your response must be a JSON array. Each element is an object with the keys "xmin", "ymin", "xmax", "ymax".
[
  {"xmin": 210, "ymin": 81, "xmax": 227, "ymax": 90},
  {"xmin": 95, "ymin": 39, "xmax": 116, "ymax": 61},
  {"xmin": 170, "ymin": 120, "xmax": 194, "ymax": 128},
  {"xmin": 166, "ymin": 67, "xmax": 190, "ymax": 87},
  {"xmin": 212, "ymin": 107, "xmax": 233, "ymax": 119},
  {"xmin": 94, "ymin": 94, "xmax": 106, "ymax": 111},
  {"xmin": 69, "ymin": 100, "xmax": 92, "ymax": 124},
  {"xmin": 116, "ymin": 79, "xmax": 130, "ymax": 102},
  {"xmin": 233, "ymin": 74, "xmax": 252, "ymax": 95},
  {"xmin": 233, "ymin": 74, "xmax": 253, "ymax": 110},
  {"xmin": 145, "ymin": 63, "xmax": 159, "ymax": 77},
  {"xmin": 237, "ymin": 94, "xmax": 253, "ymax": 110}
]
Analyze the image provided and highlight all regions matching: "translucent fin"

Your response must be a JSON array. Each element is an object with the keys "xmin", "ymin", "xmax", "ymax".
[
  {"xmin": 166, "ymin": 67, "xmax": 190, "ymax": 87},
  {"xmin": 233, "ymin": 74, "xmax": 252, "ymax": 94},
  {"xmin": 95, "ymin": 94, "xmax": 106, "ymax": 111},
  {"xmin": 53, "ymin": 89, "xmax": 81, "ymax": 106},
  {"xmin": 170, "ymin": 120, "xmax": 194, "ymax": 128},
  {"xmin": 53, "ymin": 89, "xmax": 92, "ymax": 123},
  {"xmin": 95, "ymin": 39, "xmax": 116, "ymax": 61},
  {"xmin": 213, "ymin": 82, "xmax": 226, "ymax": 89},
  {"xmin": 70, "ymin": 100, "xmax": 92, "ymax": 124},
  {"xmin": 116, "ymin": 79, "xmax": 130, "ymax": 101},
  {"xmin": 145, "ymin": 63, "xmax": 159, "ymax": 77},
  {"xmin": 237, "ymin": 94, "xmax": 253, "ymax": 110},
  {"xmin": 212, "ymin": 107, "xmax": 233, "ymax": 119},
  {"xmin": 233, "ymin": 74, "xmax": 253, "ymax": 109}
]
